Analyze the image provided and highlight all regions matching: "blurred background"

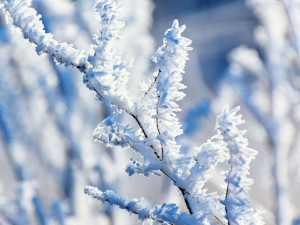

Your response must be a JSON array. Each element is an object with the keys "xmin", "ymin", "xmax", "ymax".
[{"xmin": 0, "ymin": 0, "xmax": 300, "ymax": 224}]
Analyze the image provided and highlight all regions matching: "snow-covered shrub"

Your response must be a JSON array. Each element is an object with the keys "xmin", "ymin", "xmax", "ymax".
[{"xmin": 0, "ymin": 0, "xmax": 263, "ymax": 224}]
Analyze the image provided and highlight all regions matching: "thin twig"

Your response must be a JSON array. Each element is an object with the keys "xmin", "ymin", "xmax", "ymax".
[
  {"xmin": 155, "ymin": 69, "xmax": 165, "ymax": 160},
  {"xmin": 224, "ymin": 165, "xmax": 232, "ymax": 225},
  {"xmin": 179, "ymin": 187, "xmax": 193, "ymax": 214}
]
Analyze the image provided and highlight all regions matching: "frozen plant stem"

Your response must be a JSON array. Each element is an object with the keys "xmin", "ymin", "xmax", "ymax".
[{"xmin": 224, "ymin": 173, "xmax": 231, "ymax": 225}]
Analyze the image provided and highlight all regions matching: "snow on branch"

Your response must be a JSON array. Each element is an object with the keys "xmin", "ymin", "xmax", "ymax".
[
  {"xmin": 137, "ymin": 19, "xmax": 192, "ymax": 161},
  {"xmin": 0, "ymin": 0, "xmax": 90, "ymax": 71},
  {"xmin": 93, "ymin": 111, "xmax": 133, "ymax": 149},
  {"xmin": 184, "ymin": 138, "xmax": 228, "ymax": 222},
  {"xmin": 84, "ymin": 186, "xmax": 197, "ymax": 225},
  {"xmin": 93, "ymin": 111, "xmax": 161, "ymax": 177},
  {"xmin": 84, "ymin": 0, "xmax": 132, "ymax": 112},
  {"xmin": 217, "ymin": 106, "xmax": 264, "ymax": 225},
  {"xmin": 153, "ymin": 20, "xmax": 192, "ymax": 160}
]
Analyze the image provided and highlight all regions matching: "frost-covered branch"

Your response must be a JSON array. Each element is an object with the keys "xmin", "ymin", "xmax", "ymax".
[
  {"xmin": 84, "ymin": 186, "xmax": 197, "ymax": 225},
  {"xmin": 89, "ymin": 4, "xmax": 262, "ymax": 224},
  {"xmin": 139, "ymin": 19, "xmax": 192, "ymax": 161},
  {"xmin": 84, "ymin": 0, "xmax": 132, "ymax": 111},
  {"xmin": 217, "ymin": 106, "xmax": 264, "ymax": 225},
  {"xmin": 0, "ymin": 0, "xmax": 264, "ymax": 224},
  {"xmin": 0, "ymin": 0, "xmax": 133, "ymax": 113},
  {"xmin": 0, "ymin": 0, "xmax": 90, "ymax": 71}
]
